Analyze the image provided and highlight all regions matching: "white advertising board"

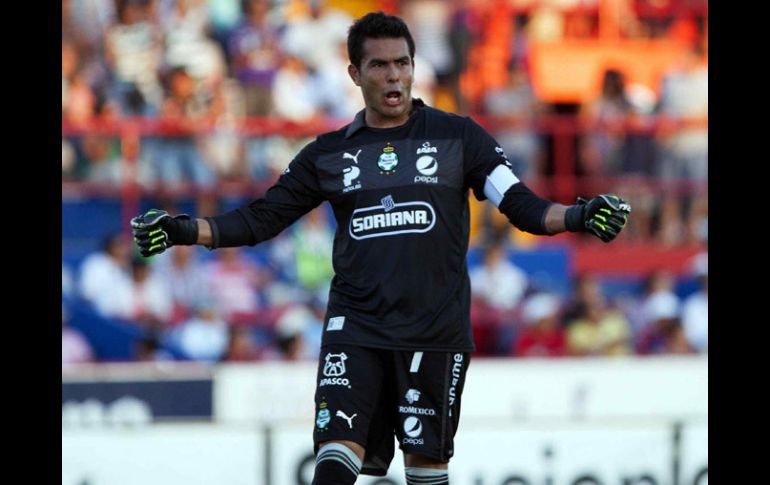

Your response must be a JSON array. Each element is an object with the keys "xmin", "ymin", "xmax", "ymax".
[
  {"xmin": 460, "ymin": 356, "xmax": 708, "ymax": 421},
  {"xmin": 62, "ymin": 420, "xmax": 706, "ymax": 485},
  {"xmin": 214, "ymin": 357, "xmax": 708, "ymax": 424},
  {"xmin": 62, "ymin": 424, "xmax": 264, "ymax": 485},
  {"xmin": 268, "ymin": 420, "xmax": 708, "ymax": 485},
  {"xmin": 214, "ymin": 362, "xmax": 317, "ymax": 424}
]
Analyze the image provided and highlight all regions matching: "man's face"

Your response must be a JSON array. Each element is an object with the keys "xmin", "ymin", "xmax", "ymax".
[{"xmin": 348, "ymin": 37, "xmax": 414, "ymax": 126}]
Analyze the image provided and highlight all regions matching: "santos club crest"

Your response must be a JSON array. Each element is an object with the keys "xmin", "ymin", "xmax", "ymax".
[{"xmin": 378, "ymin": 143, "xmax": 398, "ymax": 174}]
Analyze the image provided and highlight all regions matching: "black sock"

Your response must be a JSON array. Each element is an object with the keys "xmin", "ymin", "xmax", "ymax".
[{"xmin": 311, "ymin": 443, "xmax": 361, "ymax": 485}]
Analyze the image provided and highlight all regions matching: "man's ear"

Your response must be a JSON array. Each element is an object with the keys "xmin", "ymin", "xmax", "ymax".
[{"xmin": 348, "ymin": 64, "xmax": 361, "ymax": 86}]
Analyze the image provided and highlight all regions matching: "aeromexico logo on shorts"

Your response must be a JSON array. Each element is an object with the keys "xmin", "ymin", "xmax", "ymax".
[{"xmin": 349, "ymin": 198, "xmax": 436, "ymax": 240}]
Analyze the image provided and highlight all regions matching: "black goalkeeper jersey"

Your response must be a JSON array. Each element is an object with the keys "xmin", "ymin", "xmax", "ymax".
[{"xmin": 210, "ymin": 99, "xmax": 517, "ymax": 352}]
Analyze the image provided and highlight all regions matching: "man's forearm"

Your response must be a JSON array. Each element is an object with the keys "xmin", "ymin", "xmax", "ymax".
[
  {"xmin": 544, "ymin": 204, "xmax": 569, "ymax": 234},
  {"xmin": 196, "ymin": 218, "xmax": 214, "ymax": 246}
]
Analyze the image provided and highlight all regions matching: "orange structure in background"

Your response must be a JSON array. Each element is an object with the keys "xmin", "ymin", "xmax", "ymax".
[
  {"xmin": 457, "ymin": 0, "xmax": 706, "ymax": 105},
  {"xmin": 529, "ymin": 39, "xmax": 688, "ymax": 103}
]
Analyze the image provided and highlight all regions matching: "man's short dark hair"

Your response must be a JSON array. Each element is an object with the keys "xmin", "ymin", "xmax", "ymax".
[{"xmin": 347, "ymin": 11, "xmax": 415, "ymax": 68}]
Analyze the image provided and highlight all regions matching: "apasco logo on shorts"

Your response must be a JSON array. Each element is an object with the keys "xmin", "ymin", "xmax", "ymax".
[
  {"xmin": 320, "ymin": 352, "xmax": 351, "ymax": 388},
  {"xmin": 349, "ymin": 196, "xmax": 436, "ymax": 240},
  {"xmin": 378, "ymin": 143, "xmax": 398, "ymax": 174}
]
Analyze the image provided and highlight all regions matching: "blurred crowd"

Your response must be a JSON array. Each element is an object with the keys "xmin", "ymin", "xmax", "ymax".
[
  {"xmin": 62, "ymin": 211, "xmax": 708, "ymax": 366},
  {"xmin": 62, "ymin": 0, "xmax": 708, "ymax": 365},
  {"xmin": 62, "ymin": 0, "xmax": 708, "ymax": 245}
]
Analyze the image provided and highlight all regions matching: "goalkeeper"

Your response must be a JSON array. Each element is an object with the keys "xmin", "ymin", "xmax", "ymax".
[{"xmin": 131, "ymin": 11, "xmax": 631, "ymax": 485}]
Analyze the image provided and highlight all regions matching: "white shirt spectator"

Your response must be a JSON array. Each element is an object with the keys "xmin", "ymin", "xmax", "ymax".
[
  {"xmin": 271, "ymin": 56, "xmax": 322, "ymax": 122},
  {"xmin": 681, "ymin": 291, "xmax": 707, "ymax": 352},
  {"xmin": 63, "ymin": 263, "xmax": 75, "ymax": 300},
  {"xmin": 78, "ymin": 252, "xmax": 134, "ymax": 320},
  {"xmin": 470, "ymin": 252, "xmax": 529, "ymax": 311},
  {"xmin": 172, "ymin": 309, "xmax": 229, "ymax": 362},
  {"xmin": 62, "ymin": 327, "xmax": 94, "ymax": 366},
  {"xmin": 204, "ymin": 249, "xmax": 262, "ymax": 321},
  {"xmin": 151, "ymin": 246, "xmax": 210, "ymax": 316},
  {"xmin": 129, "ymin": 270, "xmax": 174, "ymax": 324},
  {"xmin": 281, "ymin": 7, "xmax": 352, "ymax": 72}
]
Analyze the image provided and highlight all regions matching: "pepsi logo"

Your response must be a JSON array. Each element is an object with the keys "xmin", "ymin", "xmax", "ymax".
[{"xmin": 416, "ymin": 156, "xmax": 438, "ymax": 176}]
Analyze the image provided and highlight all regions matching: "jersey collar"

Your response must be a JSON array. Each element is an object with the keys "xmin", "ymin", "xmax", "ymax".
[{"xmin": 345, "ymin": 98, "xmax": 426, "ymax": 139}]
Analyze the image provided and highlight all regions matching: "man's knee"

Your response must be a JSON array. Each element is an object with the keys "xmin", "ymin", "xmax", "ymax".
[
  {"xmin": 318, "ymin": 439, "xmax": 366, "ymax": 462},
  {"xmin": 403, "ymin": 452, "xmax": 448, "ymax": 469},
  {"xmin": 404, "ymin": 453, "xmax": 449, "ymax": 484},
  {"xmin": 312, "ymin": 441, "xmax": 365, "ymax": 485}
]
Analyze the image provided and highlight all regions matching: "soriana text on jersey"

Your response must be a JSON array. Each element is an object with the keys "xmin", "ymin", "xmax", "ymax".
[{"xmin": 348, "ymin": 200, "xmax": 436, "ymax": 240}]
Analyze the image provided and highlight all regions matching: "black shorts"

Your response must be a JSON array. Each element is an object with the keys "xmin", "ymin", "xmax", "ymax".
[{"xmin": 312, "ymin": 344, "xmax": 471, "ymax": 476}]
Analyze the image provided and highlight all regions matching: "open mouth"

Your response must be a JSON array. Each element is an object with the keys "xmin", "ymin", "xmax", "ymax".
[{"xmin": 384, "ymin": 90, "xmax": 402, "ymax": 107}]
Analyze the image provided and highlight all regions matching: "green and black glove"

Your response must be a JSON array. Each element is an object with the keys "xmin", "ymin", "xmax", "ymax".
[
  {"xmin": 565, "ymin": 194, "xmax": 631, "ymax": 243},
  {"xmin": 130, "ymin": 209, "xmax": 199, "ymax": 257}
]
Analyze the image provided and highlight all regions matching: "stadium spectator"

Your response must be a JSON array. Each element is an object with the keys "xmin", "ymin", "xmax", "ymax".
[
  {"xmin": 470, "ymin": 239, "xmax": 529, "ymax": 354},
  {"xmin": 272, "ymin": 304, "xmax": 323, "ymax": 361},
  {"xmin": 206, "ymin": 0, "xmax": 243, "ymax": 62},
  {"xmin": 62, "ymin": 138, "xmax": 78, "ymax": 179},
  {"xmin": 482, "ymin": 61, "xmax": 542, "ymax": 179},
  {"xmin": 78, "ymin": 233, "xmax": 134, "ymax": 319},
  {"xmin": 634, "ymin": 290, "xmax": 682, "ymax": 354},
  {"xmin": 62, "ymin": 39, "xmax": 93, "ymax": 123},
  {"xmin": 114, "ymin": 129, "xmax": 156, "ymax": 190},
  {"xmin": 134, "ymin": 331, "xmax": 175, "ymax": 361},
  {"xmin": 154, "ymin": 66, "xmax": 216, "ymax": 188},
  {"xmin": 411, "ymin": 52, "xmax": 438, "ymax": 107},
  {"xmin": 267, "ymin": 207, "xmax": 334, "ymax": 303},
  {"xmin": 62, "ymin": 264, "xmax": 75, "ymax": 301},
  {"xmin": 127, "ymin": 257, "xmax": 174, "ymax": 328},
  {"xmin": 161, "ymin": 0, "xmax": 227, "ymax": 86},
  {"xmin": 63, "ymin": 67, "xmax": 99, "ymax": 125},
  {"xmin": 513, "ymin": 292, "xmax": 566, "ymax": 358},
  {"xmin": 681, "ymin": 252, "xmax": 708, "ymax": 352},
  {"xmin": 565, "ymin": 275, "xmax": 632, "ymax": 356},
  {"xmin": 228, "ymin": 0, "xmax": 284, "ymax": 116},
  {"xmin": 203, "ymin": 247, "xmax": 265, "ymax": 325},
  {"xmin": 169, "ymin": 301, "xmax": 229, "ymax": 362},
  {"xmin": 80, "ymin": 134, "xmax": 122, "ymax": 185},
  {"xmin": 270, "ymin": 54, "xmax": 323, "ymax": 122},
  {"xmin": 579, "ymin": 68, "xmax": 632, "ymax": 176},
  {"xmin": 562, "ymin": 274, "xmax": 593, "ymax": 325},
  {"xmin": 656, "ymin": 43, "xmax": 708, "ymax": 244},
  {"xmin": 103, "ymin": 0, "xmax": 164, "ymax": 116},
  {"xmin": 615, "ymin": 82, "xmax": 658, "ymax": 243},
  {"xmin": 402, "ymin": 0, "xmax": 456, "ymax": 87},
  {"xmin": 470, "ymin": 240, "xmax": 529, "ymax": 312},
  {"xmin": 314, "ymin": 39, "xmax": 366, "ymax": 119},
  {"xmin": 632, "ymin": 270, "xmax": 681, "ymax": 342},
  {"xmin": 63, "ymin": 0, "xmax": 116, "ymax": 54},
  {"xmin": 200, "ymin": 78, "xmax": 249, "ymax": 180},
  {"xmin": 222, "ymin": 326, "xmax": 262, "ymax": 362},
  {"xmin": 62, "ymin": 305, "xmax": 95, "ymax": 366},
  {"xmin": 280, "ymin": 0, "xmax": 352, "ymax": 73},
  {"xmin": 151, "ymin": 245, "xmax": 211, "ymax": 324}
]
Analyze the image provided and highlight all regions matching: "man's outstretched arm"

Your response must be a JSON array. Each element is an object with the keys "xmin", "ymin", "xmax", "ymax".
[
  {"xmin": 131, "ymin": 144, "xmax": 325, "ymax": 257},
  {"xmin": 484, "ymin": 166, "xmax": 631, "ymax": 242}
]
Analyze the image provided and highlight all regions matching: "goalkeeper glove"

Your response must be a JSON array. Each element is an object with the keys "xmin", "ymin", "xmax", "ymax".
[
  {"xmin": 130, "ymin": 209, "xmax": 198, "ymax": 257},
  {"xmin": 565, "ymin": 194, "xmax": 631, "ymax": 243}
]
